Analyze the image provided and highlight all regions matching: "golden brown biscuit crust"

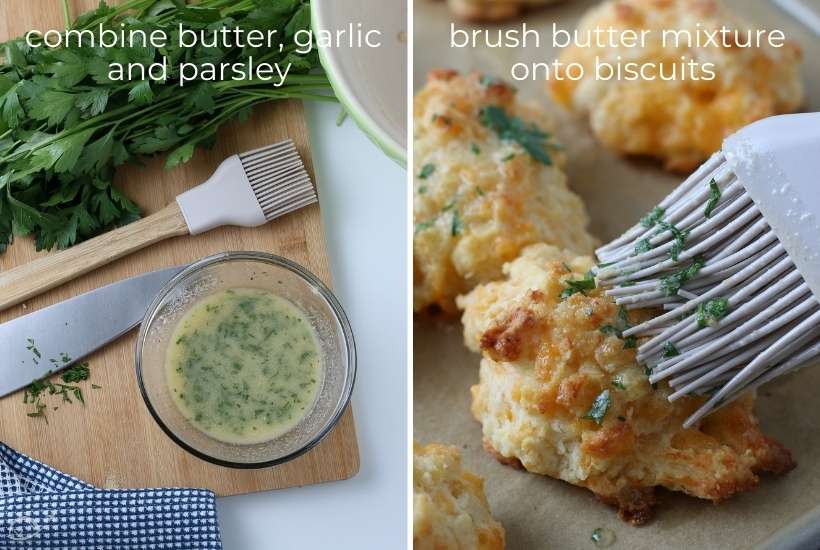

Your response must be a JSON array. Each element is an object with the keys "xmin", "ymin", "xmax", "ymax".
[{"xmin": 459, "ymin": 244, "xmax": 795, "ymax": 524}]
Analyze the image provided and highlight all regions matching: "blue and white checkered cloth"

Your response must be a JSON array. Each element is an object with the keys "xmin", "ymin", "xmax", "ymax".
[{"xmin": 0, "ymin": 442, "xmax": 223, "ymax": 550}]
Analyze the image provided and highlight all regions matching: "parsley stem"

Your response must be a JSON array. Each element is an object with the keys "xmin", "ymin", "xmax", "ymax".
[{"xmin": 61, "ymin": 0, "xmax": 72, "ymax": 30}]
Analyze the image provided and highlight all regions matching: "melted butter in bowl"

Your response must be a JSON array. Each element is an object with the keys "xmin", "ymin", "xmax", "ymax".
[
  {"xmin": 167, "ymin": 288, "xmax": 322, "ymax": 445},
  {"xmin": 136, "ymin": 252, "xmax": 355, "ymax": 468}
]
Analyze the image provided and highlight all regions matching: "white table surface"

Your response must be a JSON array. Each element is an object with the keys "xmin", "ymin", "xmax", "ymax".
[{"xmin": 215, "ymin": 100, "xmax": 408, "ymax": 549}]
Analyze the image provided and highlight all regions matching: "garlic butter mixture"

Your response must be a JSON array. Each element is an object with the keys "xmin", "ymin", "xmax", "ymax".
[{"xmin": 166, "ymin": 288, "xmax": 321, "ymax": 445}]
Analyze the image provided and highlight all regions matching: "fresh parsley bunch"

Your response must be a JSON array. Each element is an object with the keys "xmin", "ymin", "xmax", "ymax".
[{"xmin": 0, "ymin": 0, "xmax": 331, "ymax": 252}]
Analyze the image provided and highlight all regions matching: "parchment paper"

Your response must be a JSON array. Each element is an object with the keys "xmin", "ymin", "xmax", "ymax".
[{"xmin": 413, "ymin": 1, "xmax": 820, "ymax": 548}]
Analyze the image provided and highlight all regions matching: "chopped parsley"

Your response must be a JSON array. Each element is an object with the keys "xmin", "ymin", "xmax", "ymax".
[
  {"xmin": 559, "ymin": 271, "xmax": 596, "ymax": 300},
  {"xmin": 61, "ymin": 363, "xmax": 90, "ymax": 384},
  {"xmin": 23, "ymin": 360, "xmax": 92, "ymax": 422},
  {"xmin": 418, "ymin": 163, "xmax": 435, "ymax": 180},
  {"xmin": 479, "ymin": 105, "xmax": 558, "ymax": 165},
  {"xmin": 644, "ymin": 365, "xmax": 658, "ymax": 389},
  {"xmin": 470, "ymin": 142, "xmax": 481, "ymax": 155},
  {"xmin": 27, "ymin": 401, "xmax": 48, "ymax": 422},
  {"xmin": 704, "ymin": 179, "xmax": 721, "ymax": 218},
  {"xmin": 640, "ymin": 207, "xmax": 665, "ymax": 228},
  {"xmin": 657, "ymin": 221, "xmax": 690, "ymax": 261},
  {"xmin": 611, "ymin": 376, "xmax": 626, "ymax": 390},
  {"xmin": 599, "ymin": 324, "xmax": 620, "ymax": 336},
  {"xmin": 501, "ymin": 152, "xmax": 515, "ymax": 161},
  {"xmin": 617, "ymin": 305, "xmax": 630, "ymax": 326},
  {"xmin": 696, "ymin": 298, "xmax": 730, "ymax": 328},
  {"xmin": 414, "ymin": 219, "xmax": 436, "ymax": 234},
  {"xmin": 662, "ymin": 342, "xmax": 680, "ymax": 357},
  {"xmin": 417, "ymin": 185, "xmax": 427, "ymax": 194},
  {"xmin": 451, "ymin": 210, "xmax": 463, "ymax": 236},
  {"xmin": 659, "ymin": 255, "xmax": 705, "ymax": 296},
  {"xmin": 26, "ymin": 338, "xmax": 41, "ymax": 360},
  {"xmin": 583, "ymin": 390, "xmax": 611, "ymax": 425},
  {"xmin": 415, "ymin": 200, "xmax": 463, "ymax": 237},
  {"xmin": 599, "ymin": 306, "xmax": 636, "ymax": 349},
  {"xmin": 634, "ymin": 238, "xmax": 652, "ymax": 255}
]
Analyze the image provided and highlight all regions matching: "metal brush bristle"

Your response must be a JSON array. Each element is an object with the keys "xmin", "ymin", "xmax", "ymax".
[
  {"xmin": 594, "ymin": 151, "xmax": 820, "ymax": 428},
  {"xmin": 239, "ymin": 140, "xmax": 317, "ymax": 220}
]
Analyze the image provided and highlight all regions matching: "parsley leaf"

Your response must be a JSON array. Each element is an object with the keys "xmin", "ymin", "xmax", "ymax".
[
  {"xmin": 659, "ymin": 255, "xmax": 705, "ymax": 296},
  {"xmin": 583, "ymin": 390, "xmax": 611, "ymax": 425},
  {"xmin": 640, "ymin": 207, "xmax": 665, "ymax": 228},
  {"xmin": 599, "ymin": 324, "xmax": 620, "ymax": 336},
  {"xmin": 61, "ymin": 363, "xmax": 90, "ymax": 383},
  {"xmin": 662, "ymin": 342, "xmax": 680, "ymax": 357},
  {"xmin": 451, "ymin": 210, "xmax": 463, "ymax": 236},
  {"xmin": 23, "ymin": 358, "xmax": 93, "ymax": 421},
  {"xmin": 559, "ymin": 270, "xmax": 596, "ymax": 300},
  {"xmin": 479, "ymin": 105, "xmax": 558, "ymax": 165},
  {"xmin": 657, "ymin": 221, "xmax": 689, "ymax": 261},
  {"xmin": 634, "ymin": 238, "xmax": 652, "ymax": 255},
  {"xmin": 414, "ymin": 219, "xmax": 436, "ymax": 234},
  {"xmin": 696, "ymin": 298, "xmax": 730, "ymax": 328},
  {"xmin": 705, "ymin": 179, "xmax": 721, "ymax": 218},
  {"xmin": 599, "ymin": 306, "xmax": 637, "ymax": 349},
  {"xmin": 418, "ymin": 163, "xmax": 435, "ymax": 179}
]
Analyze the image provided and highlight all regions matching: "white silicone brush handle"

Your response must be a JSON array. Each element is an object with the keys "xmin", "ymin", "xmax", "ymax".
[
  {"xmin": 723, "ymin": 112, "xmax": 820, "ymax": 300},
  {"xmin": 176, "ymin": 155, "xmax": 266, "ymax": 235}
]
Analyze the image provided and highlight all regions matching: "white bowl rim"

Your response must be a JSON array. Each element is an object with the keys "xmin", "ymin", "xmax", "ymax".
[{"xmin": 311, "ymin": 3, "xmax": 407, "ymax": 166}]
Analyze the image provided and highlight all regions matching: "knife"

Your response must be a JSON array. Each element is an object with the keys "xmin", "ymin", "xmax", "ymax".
[{"xmin": 0, "ymin": 265, "xmax": 185, "ymax": 399}]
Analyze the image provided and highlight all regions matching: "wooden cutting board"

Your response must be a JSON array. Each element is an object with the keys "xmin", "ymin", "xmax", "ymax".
[{"xmin": 0, "ymin": 0, "xmax": 359, "ymax": 495}]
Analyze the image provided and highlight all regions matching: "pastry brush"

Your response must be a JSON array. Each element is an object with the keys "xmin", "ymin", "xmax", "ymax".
[
  {"xmin": 594, "ymin": 112, "xmax": 820, "ymax": 427},
  {"xmin": 0, "ymin": 140, "xmax": 316, "ymax": 311}
]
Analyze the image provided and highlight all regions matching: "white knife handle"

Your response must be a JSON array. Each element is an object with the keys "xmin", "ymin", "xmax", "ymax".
[{"xmin": 0, "ymin": 202, "xmax": 190, "ymax": 311}]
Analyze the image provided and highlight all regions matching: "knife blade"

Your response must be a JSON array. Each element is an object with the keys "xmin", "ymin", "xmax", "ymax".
[{"xmin": 0, "ymin": 265, "xmax": 185, "ymax": 399}]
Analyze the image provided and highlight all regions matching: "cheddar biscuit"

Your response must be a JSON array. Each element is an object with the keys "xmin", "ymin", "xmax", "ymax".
[
  {"xmin": 414, "ymin": 70, "xmax": 596, "ymax": 315},
  {"xmin": 458, "ymin": 244, "xmax": 795, "ymax": 523},
  {"xmin": 414, "ymin": 441, "xmax": 506, "ymax": 549},
  {"xmin": 550, "ymin": 0, "xmax": 804, "ymax": 172}
]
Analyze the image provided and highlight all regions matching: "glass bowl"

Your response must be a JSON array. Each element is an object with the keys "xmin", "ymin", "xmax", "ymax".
[{"xmin": 135, "ymin": 251, "xmax": 356, "ymax": 468}]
